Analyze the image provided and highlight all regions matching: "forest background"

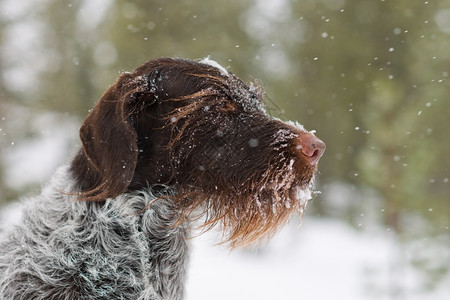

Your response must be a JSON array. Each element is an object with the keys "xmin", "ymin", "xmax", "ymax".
[{"xmin": 0, "ymin": 0, "xmax": 449, "ymax": 299}]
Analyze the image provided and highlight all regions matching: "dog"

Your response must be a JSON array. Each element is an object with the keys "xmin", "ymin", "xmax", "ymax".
[{"xmin": 0, "ymin": 57, "xmax": 325, "ymax": 299}]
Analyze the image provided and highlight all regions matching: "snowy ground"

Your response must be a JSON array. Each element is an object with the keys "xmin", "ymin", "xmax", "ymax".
[{"xmin": 186, "ymin": 218, "xmax": 450, "ymax": 300}]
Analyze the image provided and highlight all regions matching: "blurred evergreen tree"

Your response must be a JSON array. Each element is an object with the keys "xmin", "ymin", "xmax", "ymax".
[
  {"xmin": 36, "ymin": 0, "xmax": 97, "ymax": 115},
  {"xmin": 96, "ymin": 0, "xmax": 259, "ymax": 86},
  {"xmin": 0, "ymin": 8, "xmax": 15, "ymax": 201},
  {"xmin": 275, "ymin": 0, "xmax": 450, "ymax": 229}
]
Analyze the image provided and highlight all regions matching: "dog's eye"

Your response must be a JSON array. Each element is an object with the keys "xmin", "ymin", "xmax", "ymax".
[{"xmin": 218, "ymin": 102, "xmax": 238, "ymax": 112}]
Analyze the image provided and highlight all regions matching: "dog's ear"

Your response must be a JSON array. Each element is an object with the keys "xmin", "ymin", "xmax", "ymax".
[{"xmin": 73, "ymin": 73, "xmax": 155, "ymax": 201}]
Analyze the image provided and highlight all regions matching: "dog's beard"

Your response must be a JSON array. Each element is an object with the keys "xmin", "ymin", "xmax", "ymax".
[
  {"xmin": 175, "ymin": 155, "xmax": 317, "ymax": 248},
  {"xmin": 160, "ymin": 93, "xmax": 319, "ymax": 247}
]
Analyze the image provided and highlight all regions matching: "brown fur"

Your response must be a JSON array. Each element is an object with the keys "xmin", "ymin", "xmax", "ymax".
[{"xmin": 70, "ymin": 58, "xmax": 325, "ymax": 247}]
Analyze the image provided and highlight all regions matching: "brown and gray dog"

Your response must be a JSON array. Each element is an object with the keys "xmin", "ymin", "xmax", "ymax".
[{"xmin": 0, "ymin": 58, "xmax": 325, "ymax": 299}]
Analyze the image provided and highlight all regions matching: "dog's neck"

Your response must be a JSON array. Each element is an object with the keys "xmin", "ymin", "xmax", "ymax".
[{"xmin": 52, "ymin": 166, "xmax": 189, "ymax": 299}]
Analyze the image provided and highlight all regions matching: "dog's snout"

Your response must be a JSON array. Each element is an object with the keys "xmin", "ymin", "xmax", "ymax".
[{"xmin": 295, "ymin": 134, "xmax": 326, "ymax": 165}]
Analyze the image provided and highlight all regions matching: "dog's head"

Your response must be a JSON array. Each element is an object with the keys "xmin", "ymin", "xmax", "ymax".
[{"xmin": 71, "ymin": 57, "xmax": 325, "ymax": 247}]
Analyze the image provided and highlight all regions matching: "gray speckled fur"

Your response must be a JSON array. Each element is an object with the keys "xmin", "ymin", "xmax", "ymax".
[{"xmin": 0, "ymin": 166, "xmax": 189, "ymax": 300}]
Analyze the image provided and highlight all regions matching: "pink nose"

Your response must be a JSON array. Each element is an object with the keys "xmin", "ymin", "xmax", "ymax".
[{"xmin": 296, "ymin": 134, "xmax": 326, "ymax": 165}]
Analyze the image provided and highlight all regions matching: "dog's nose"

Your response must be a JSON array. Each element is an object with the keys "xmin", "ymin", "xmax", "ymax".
[{"xmin": 296, "ymin": 134, "xmax": 326, "ymax": 165}]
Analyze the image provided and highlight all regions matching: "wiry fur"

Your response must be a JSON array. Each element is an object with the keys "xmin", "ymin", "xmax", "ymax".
[
  {"xmin": 0, "ymin": 167, "xmax": 188, "ymax": 300},
  {"xmin": 0, "ymin": 57, "xmax": 325, "ymax": 299}
]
